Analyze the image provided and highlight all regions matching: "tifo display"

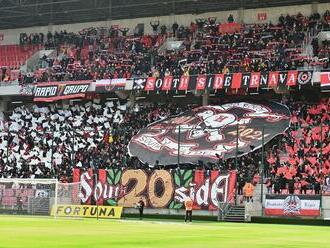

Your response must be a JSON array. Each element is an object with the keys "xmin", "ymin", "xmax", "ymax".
[
  {"xmin": 0, "ymin": 4, "xmax": 330, "ymax": 231},
  {"xmin": 1, "ymin": 98, "xmax": 330, "ymax": 200},
  {"xmin": 129, "ymin": 102, "xmax": 290, "ymax": 164},
  {"xmin": 73, "ymin": 169, "xmax": 236, "ymax": 210}
]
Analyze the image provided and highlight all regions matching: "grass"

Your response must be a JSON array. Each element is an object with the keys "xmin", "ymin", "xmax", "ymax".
[{"xmin": 0, "ymin": 216, "xmax": 329, "ymax": 248}]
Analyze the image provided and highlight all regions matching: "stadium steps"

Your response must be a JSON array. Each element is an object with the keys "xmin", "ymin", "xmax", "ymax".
[{"xmin": 224, "ymin": 206, "xmax": 246, "ymax": 222}]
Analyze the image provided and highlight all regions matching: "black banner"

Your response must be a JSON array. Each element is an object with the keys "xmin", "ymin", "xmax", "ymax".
[
  {"xmin": 34, "ymin": 81, "xmax": 91, "ymax": 102},
  {"xmin": 20, "ymin": 84, "xmax": 35, "ymax": 96},
  {"xmin": 95, "ymin": 79, "xmax": 128, "ymax": 93},
  {"xmin": 128, "ymin": 102, "xmax": 290, "ymax": 165},
  {"xmin": 297, "ymin": 71, "xmax": 313, "ymax": 87}
]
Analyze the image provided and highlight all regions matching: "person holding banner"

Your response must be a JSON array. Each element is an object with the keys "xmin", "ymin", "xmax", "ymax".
[{"xmin": 184, "ymin": 197, "xmax": 193, "ymax": 223}]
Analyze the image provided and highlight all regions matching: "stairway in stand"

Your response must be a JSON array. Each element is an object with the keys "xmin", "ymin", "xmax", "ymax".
[{"xmin": 224, "ymin": 205, "xmax": 246, "ymax": 222}]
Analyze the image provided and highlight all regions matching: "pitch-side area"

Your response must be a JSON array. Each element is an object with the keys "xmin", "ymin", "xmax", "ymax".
[{"xmin": 0, "ymin": 215, "xmax": 329, "ymax": 248}]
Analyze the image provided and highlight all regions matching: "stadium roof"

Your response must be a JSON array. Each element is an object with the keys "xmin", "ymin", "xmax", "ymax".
[{"xmin": 0, "ymin": 0, "xmax": 328, "ymax": 30}]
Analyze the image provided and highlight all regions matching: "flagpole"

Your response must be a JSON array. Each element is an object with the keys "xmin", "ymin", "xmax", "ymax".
[
  {"xmin": 177, "ymin": 125, "xmax": 181, "ymax": 167},
  {"xmin": 234, "ymin": 124, "xmax": 239, "ymax": 204},
  {"xmin": 320, "ymin": 122, "xmax": 323, "ymax": 171},
  {"xmin": 6, "ymin": 126, "xmax": 10, "ymax": 166},
  {"xmin": 260, "ymin": 126, "xmax": 265, "ymax": 205}
]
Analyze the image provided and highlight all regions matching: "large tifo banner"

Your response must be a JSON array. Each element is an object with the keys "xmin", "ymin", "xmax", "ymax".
[
  {"xmin": 52, "ymin": 205, "xmax": 123, "ymax": 219},
  {"xmin": 129, "ymin": 102, "xmax": 290, "ymax": 165},
  {"xmin": 73, "ymin": 168, "xmax": 236, "ymax": 210},
  {"xmin": 33, "ymin": 81, "xmax": 91, "ymax": 102},
  {"xmin": 265, "ymin": 195, "xmax": 321, "ymax": 217},
  {"xmin": 132, "ymin": 71, "xmax": 313, "ymax": 92}
]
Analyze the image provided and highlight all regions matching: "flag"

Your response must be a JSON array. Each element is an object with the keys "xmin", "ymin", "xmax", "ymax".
[{"xmin": 320, "ymin": 72, "xmax": 330, "ymax": 91}]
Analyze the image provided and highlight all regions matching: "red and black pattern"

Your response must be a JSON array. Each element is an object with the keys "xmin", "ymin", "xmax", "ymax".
[{"xmin": 131, "ymin": 70, "xmax": 314, "ymax": 92}]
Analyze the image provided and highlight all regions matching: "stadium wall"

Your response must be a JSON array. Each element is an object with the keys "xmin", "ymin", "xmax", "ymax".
[
  {"xmin": 0, "ymin": 2, "xmax": 329, "ymax": 45},
  {"xmin": 123, "ymin": 208, "xmax": 219, "ymax": 219},
  {"xmin": 251, "ymin": 217, "xmax": 330, "ymax": 226},
  {"xmin": 122, "ymin": 209, "xmax": 218, "ymax": 221},
  {"xmin": 123, "ymin": 194, "xmax": 330, "ymax": 222}
]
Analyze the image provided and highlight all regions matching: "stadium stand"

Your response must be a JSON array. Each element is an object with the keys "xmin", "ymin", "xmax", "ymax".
[
  {"xmin": 0, "ymin": 96, "xmax": 329, "ymax": 196},
  {"xmin": 266, "ymin": 98, "xmax": 330, "ymax": 195},
  {"xmin": 0, "ymin": 7, "xmax": 329, "ymax": 201},
  {"xmin": 0, "ymin": 10, "xmax": 328, "ymax": 84},
  {"xmin": 0, "ymin": 44, "xmax": 41, "ymax": 70},
  {"xmin": 28, "ymin": 12, "xmax": 329, "ymax": 84},
  {"xmin": 0, "ymin": 101, "xmax": 190, "ymax": 181}
]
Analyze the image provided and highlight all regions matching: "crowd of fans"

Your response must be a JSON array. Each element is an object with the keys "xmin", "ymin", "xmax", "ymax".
[
  {"xmin": 0, "ymin": 96, "xmax": 330, "ymax": 196},
  {"xmin": 308, "ymin": 10, "xmax": 330, "ymax": 71},
  {"xmin": 6, "ymin": 10, "xmax": 328, "ymax": 84},
  {"xmin": 1, "ymin": 9, "xmax": 330, "ymax": 197},
  {"xmin": 264, "ymin": 98, "xmax": 330, "ymax": 195},
  {"xmin": 0, "ymin": 100, "xmax": 189, "ymax": 182}
]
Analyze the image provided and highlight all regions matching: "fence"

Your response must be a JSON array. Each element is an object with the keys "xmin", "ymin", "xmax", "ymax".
[{"xmin": 0, "ymin": 178, "xmax": 81, "ymax": 217}]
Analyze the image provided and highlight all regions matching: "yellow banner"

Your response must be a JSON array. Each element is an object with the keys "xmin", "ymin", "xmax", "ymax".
[{"xmin": 52, "ymin": 205, "xmax": 123, "ymax": 219}]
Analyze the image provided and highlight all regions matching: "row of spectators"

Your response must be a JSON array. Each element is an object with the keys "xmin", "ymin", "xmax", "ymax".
[
  {"xmin": 0, "ymin": 96, "xmax": 330, "ymax": 195},
  {"xmin": 10, "ymin": 10, "xmax": 330, "ymax": 85}
]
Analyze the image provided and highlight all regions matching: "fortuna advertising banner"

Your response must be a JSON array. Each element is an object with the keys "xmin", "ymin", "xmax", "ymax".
[
  {"xmin": 128, "ymin": 102, "xmax": 290, "ymax": 165},
  {"xmin": 72, "ymin": 168, "xmax": 236, "ymax": 210},
  {"xmin": 51, "ymin": 204, "xmax": 123, "ymax": 219},
  {"xmin": 264, "ymin": 195, "xmax": 321, "ymax": 217},
  {"xmin": 33, "ymin": 81, "xmax": 91, "ymax": 102}
]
